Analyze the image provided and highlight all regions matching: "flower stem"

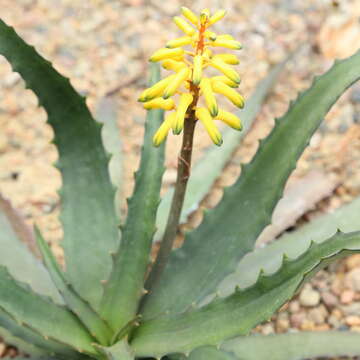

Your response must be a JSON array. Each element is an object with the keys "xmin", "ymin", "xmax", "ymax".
[{"xmin": 144, "ymin": 100, "xmax": 197, "ymax": 294}]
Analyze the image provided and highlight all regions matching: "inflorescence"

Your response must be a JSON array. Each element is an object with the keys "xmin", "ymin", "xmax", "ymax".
[{"xmin": 138, "ymin": 7, "xmax": 245, "ymax": 146}]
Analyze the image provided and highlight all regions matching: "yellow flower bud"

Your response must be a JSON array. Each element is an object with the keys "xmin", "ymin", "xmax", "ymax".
[
  {"xmin": 173, "ymin": 16, "xmax": 196, "ymax": 36},
  {"xmin": 153, "ymin": 112, "xmax": 176, "ymax": 147},
  {"xmin": 203, "ymin": 48, "xmax": 213, "ymax": 59},
  {"xmin": 181, "ymin": 7, "xmax": 198, "ymax": 26},
  {"xmin": 210, "ymin": 76, "xmax": 239, "ymax": 88},
  {"xmin": 162, "ymin": 59, "xmax": 187, "ymax": 72},
  {"xmin": 200, "ymin": 78, "xmax": 218, "ymax": 117},
  {"xmin": 166, "ymin": 36, "xmax": 192, "ymax": 48},
  {"xmin": 143, "ymin": 98, "xmax": 175, "ymax": 111},
  {"xmin": 173, "ymin": 93, "xmax": 193, "ymax": 134},
  {"xmin": 138, "ymin": 74, "xmax": 177, "ymax": 102},
  {"xmin": 200, "ymin": 9, "xmax": 210, "ymax": 25},
  {"xmin": 210, "ymin": 58, "xmax": 241, "ymax": 84},
  {"xmin": 150, "ymin": 47, "xmax": 185, "ymax": 62},
  {"xmin": 217, "ymin": 34, "xmax": 234, "ymax": 40},
  {"xmin": 210, "ymin": 39, "xmax": 242, "ymax": 50},
  {"xmin": 204, "ymin": 30, "xmax": 217, "ymax": 41},
  {"xmin": 208, "ymin": 10, "xmax": 226, "ymax": 25},
  {"xmin": 213, "ymin": 53, "xmax": 239, "ymax": 65},
  {"xmin": 215, "ymin": 109, "xmax": 242, "ymax": 130},
  {"xmin": 212, "ymin": 81, "xmax": 245, "ymax": 108},
  {"xmin": 163, "ymin": 67, "xmax": 190, "ymax": 99},
  {"xmin": 195, "ymin": 108, "xmax": 223, "ymax": 146},
  {"xmin": 192, "ymin": 55, "xmax": 203, "ymax": 85}
]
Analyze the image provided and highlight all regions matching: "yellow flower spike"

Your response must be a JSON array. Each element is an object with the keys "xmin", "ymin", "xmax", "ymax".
[
  {"xmin": 173, "ymin": 93, "xmax": 193, "ymax": 134},
  {"xmin": 195, "ymin": 108, "xmax": 223, "ymax": 146},
  {"xmin": 181, "ymin": 7, "xmax": 198, "ymax": 26},
  {"xmin": 208, "ymin": 10, "xmax": 226, "ymax": 25},
  {"xmin": 143, "ymin": 98, "xmax": 176, "ymax": 111},
  {"xmin": 212, "ymin": 81, "xmax": 245, "ymax": 108},
  {"xmin": 150, "ymin": 47, "xmax": 184, "ymax": 62},
  {"xmin": 173, "ymin": 16, "xmax": 196, "ymax": 36},
  {"xmin": 163, "ymin": 67, "xmax": 190, "ymax": 99},
  {"xmin": 210, "ymin": 58, "xmax": 241, "ymax": 84},
  {"xmin": 192, "ymin": 55, "xmax": 203, "ymax": 85},
  {"xmin": 138, "ymin": 74, "xmax": 177, "ymax": 102},
  {"xmin": 213, "ymin": 53, "xmax": 240, "ymax": 65},
  {"xmin": 210, "ymin": 39, "xmax": 242, "ymax": 50},
  {"xmin": 166, "ymin": 36, "xmax": 192, "ymax": 49},
  {"xmin": 204, "ymin": 30, "xmax": 217, "ymax": 41},
  {"xmin": 200, "ymin": 78, "xmax": 218, "ymax": 117},
  {"xmin": 162, "ymin": 59, "xmax": 187, "ymax": 72},
  {"xmin": 215, "ymin": 109, "xmax": 243, "ymax": 130},
  {"xmin": 211, "ymin": 76, "xmax": 239, "ymax": 88},
  {"xmin": 140, "ymin": 7, "xmax": 245, "ymax": 147},
  {"xmin": 153, "ymin": 112, "xmax": 176, "ymax": 147}
]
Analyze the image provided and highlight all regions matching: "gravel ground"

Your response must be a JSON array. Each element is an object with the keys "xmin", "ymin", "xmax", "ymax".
[{"xmin": 0, "ymin": 0, "xmax": 360, "ymax": 359}]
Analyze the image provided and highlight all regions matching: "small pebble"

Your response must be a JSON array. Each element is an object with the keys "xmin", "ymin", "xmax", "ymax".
[
  {"xmin": 261, "ymin": 323, "xmax": 275, "ymax": 335},
  {"xmin": 288, "ymin": 300, "xmax": 300, "ymax": 313},
  {"xmin": 345, "ymin": 268, "xmax": 360, "ymax": 292},
  {"xmin": 290, "ymin": 313, "xmax": 306, "ymax": 328},
  {"xmin": 328, "ymin": 314, "xmax": 342, "ymax": 328},
  {"xmin": 0, "ymin": 343, "xmax": 5, "ymax": 357},
  {"xmin": 276, "ymin": 312, "xmax": 290, "ymax": 332},
  {"xmin": 321, "ymin": 291, "xmax": 338, "ymax": 307},
  {"xmin": 342, "ymin": 302, "xmax": 360, "ymax": 316},
  {"xmin": 308, "ymin": 305, "xmax": 328, "ymax": 324},
  {"xmin": 331, "ymin": 276, "xmax": 345, "ymax": 296},
  {"xmin": 340, "ymin": 289, "xmax": 355, "ymax": 304},
  {"xmin": 299, "ymin": 285, "xmax": 321, "ymax": 307},
  {"xmin": 300, "ymin": 319, "xmax": 315, "ymax": 331},
  {"xmin": 345, "ymin": 315, "xmax": 360, "ymax": 326},
  {"xmin": 345, "ymin": 254, "xmax": 360, "ymax": 270}
]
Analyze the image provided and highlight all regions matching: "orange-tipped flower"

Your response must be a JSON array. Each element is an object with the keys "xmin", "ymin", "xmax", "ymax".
[{"xmin": 139, "ymin": 7, "xmax": 245, "ymax": 146}]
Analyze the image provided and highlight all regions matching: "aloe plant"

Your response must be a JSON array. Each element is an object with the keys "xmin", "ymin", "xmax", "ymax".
[{"xmin": 1, "ymin": 6, "xmax": 360, "ymax": 360}]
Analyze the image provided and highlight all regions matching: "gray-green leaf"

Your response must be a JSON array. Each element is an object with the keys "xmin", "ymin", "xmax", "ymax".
[
  {"xmin": 0, "ymin": 18, "xmax": 120, "ymax": 310},
  {"xmin": 100, "ymin": 63, "xmax": 166, "ymax": 332},
  {"xmin": 142, "ymin": 49, "xmax": 360, "ymax": 319},
  {"xmin": 131, "ymin": 231, "xmax": 360, "ymax": 357}
]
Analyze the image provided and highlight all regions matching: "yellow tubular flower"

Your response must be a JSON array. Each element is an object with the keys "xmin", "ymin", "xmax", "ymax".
[
  {"xmin": 200, "ymin": 78, "xmax": 218, "ymax": 117},
  {"xmin": 139, "ymin": 7, "xmax": 245, "ymax": 147},
  {"xmin": 196, "ymin": 108, "xmax": 223, "ymax": 146},
  {"xmin": 173, "ymin": 93, "xmax": 193, "ymax": 134},
  {"xmin": 211, "ymin": 76, "xmax": 239, "ymax": 88},
  {"xmin": 203, "ymin": 48, "xmax": 213, "ymax": 59},
  {"xmin": 166, "ymin": 36, "xmax": 192, "ymax": 49},
  {"xmin": 210, "ymin": 58, "xmax": 241, "ymax": 84},
  {"xmin": 210, "ymin": 39, "xmax": 242, "ymax": 50},
  {"xmin": 181, "ymin": 7, "xmax": 198, "ymax": 26},
  {"xmin": 153, "ymin": 112, "xmax": 176, "ymax": 147},
  {"xmin": 216, "ymin": 34, "xmax": 234, "ymax": 40},
  {"xmin": 212, "ymin": 81, "xmax": 245, "ymax": 108},
  {"xmin": 138, "ymin": 74, "xmax": 177, "ymax": 102},
  {"xmin": 209, "ymin": 10, "xmax": 226, "ymax": 25},
  {"xmin": 163, "ymin": 67, "xmax": 190, "ymax": 99},
  {"xmin": 162, "ymin": 59, "xmax": 187, "ymax": 72},
  {"xmin": 215, "ymin": 109, "xmax": 242, "ymax": 130},
  {"xmin": 192, "ymin": 55, "xmax": 203, "ymax": 85},
  {"xmin": 143, "ymin": 98, "xmax": 175, "ymax": 111},
  {"xmin": 213, "ymin": 53, "xmax": 240, "ymax": 65},
  {"xmin": 173, "ymin": 16, "xmax": 196, "ymax": 36},
  {"xmin": 150, "ymin": 48, "xmax": 185, "ymax": 62}
]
